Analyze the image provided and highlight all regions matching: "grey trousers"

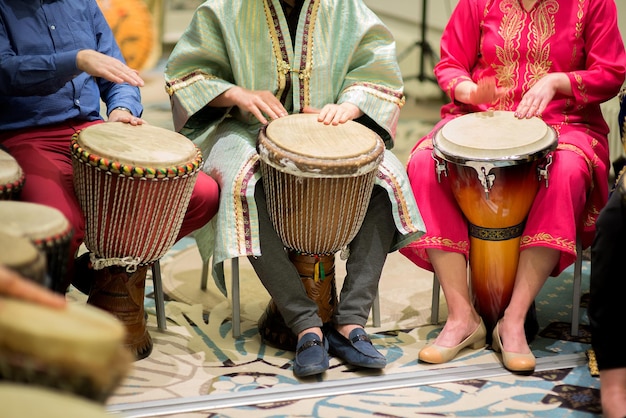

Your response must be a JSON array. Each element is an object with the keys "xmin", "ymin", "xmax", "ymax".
[{"xmin": 248, "ymin": 182, "xmax": 397, "ymax": 335}]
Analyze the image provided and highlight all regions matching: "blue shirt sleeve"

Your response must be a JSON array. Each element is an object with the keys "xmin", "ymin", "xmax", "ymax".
[{"xmin": 0, "ymin": 0, "xmax": 142, "ymax": 129}]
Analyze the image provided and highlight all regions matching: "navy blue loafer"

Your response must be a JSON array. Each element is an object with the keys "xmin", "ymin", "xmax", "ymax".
[
  {"xmin": 293, "ymin": 332, "xmax": 329, "ymax": 377},
  {"xmin": 326, "ymin": 327, "xmax": 386, "ymax": 369}
]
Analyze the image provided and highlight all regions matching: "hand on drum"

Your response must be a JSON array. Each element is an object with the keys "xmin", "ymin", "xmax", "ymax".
[
  {"xmin": 302, "ymin": 103, "xmax": 364, "ymax": 125},
  {"xmin": 76, "ymin": 49, "xmax": 144, "ymax": 87},
  {"xmin": 514, "ymin": 73, "xmax": 569, "ymax": 119},
  {"xmin": 108, "ymin": 107, "xmax": 146, "ymax": 125},
  {"xmin": 467, "ymin": 77, "xmax": 506, "ymax": 106},
  {"xmin": 0, "ymin": 265, "xmax": 66, "ymax": 309},
  {"xmin": 213, "ymin": 86, "xmax": 289, "ymax": 125}
]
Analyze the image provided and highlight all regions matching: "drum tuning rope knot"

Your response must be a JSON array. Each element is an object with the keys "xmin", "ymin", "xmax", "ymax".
[
  {"xmin": 90, "ymin": 253, "xmax": 142, "ymax": 272},
  {"xmin": 313, "ymin": 254, "xmax": 325, "ymax": 283}
]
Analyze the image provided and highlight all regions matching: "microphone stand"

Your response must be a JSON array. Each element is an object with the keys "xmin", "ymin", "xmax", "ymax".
[{"xmin": 397, "ymin": 0, "xmax": 439, "ymax": 86}]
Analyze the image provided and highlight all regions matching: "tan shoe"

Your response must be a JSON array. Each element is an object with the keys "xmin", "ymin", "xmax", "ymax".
[
  {"xmin": 418, "ymin": 319, "xmax": 487, "ymax": 364},
  {"xmin": 492, "ymin": 321, "xmax": 535, "ymax": 373}
]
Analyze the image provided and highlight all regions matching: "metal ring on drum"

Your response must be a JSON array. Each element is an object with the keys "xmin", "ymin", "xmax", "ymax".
[
  {"xmin": 70, "ymin": 122, "xmax": 203, "ymax": 360},
  {"xmin": 256, "ymin": 113, "xmax": 385, "ymax": 351},
  {"xmin": 432, "ymin": 110, "xmax": 557, "ymax": 332}
]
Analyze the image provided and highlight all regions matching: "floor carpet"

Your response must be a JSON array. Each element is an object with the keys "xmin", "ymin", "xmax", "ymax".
[{"xmin": 68, "ymin": 237, "xmax": 602, "ymax": 418}]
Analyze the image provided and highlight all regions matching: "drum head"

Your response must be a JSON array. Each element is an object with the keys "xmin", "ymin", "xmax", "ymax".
[
  {"xmin": 0, "ymin": 383, "xmax": 112, "ymax": 418},
  {"xmin": 434, "ymin": 111, "xmax": 557, "ymax": 164},
  {"xmin": 0, "ymin": 201, "xmax": 70, "ymax": 240},
  {"xmin": 259, "ymin": 114, "xmax": 385, "ymax": 177},
  {"xmin": 0, "ymin": 149, "xmax": 23, "ymax": 184},
  {"xmin": 75, "ymin": 122, "xmax": 198, "ymax": 167},
  {"xmin": 0, "ymin": 230, "xmax": 41, "ymax": 268},
  {"xmin": 0, "ymin": 298, "xmax": 126, "ymax": 367}
]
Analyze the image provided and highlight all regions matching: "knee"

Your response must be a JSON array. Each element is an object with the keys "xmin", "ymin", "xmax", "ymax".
[{"xmin": 189, "ymin": 173, "xmax": 220, "ymax": 222}]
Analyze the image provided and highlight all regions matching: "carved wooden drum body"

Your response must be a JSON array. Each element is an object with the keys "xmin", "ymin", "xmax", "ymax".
[{"xmin": 433, "ymin": 111, "xmax": 557, "ymax": 331}]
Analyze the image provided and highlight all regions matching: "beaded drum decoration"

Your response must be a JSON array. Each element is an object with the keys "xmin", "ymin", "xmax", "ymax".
[{"xmin": 0, "ymin": 148, "xmax": 25, "ymax": 200}]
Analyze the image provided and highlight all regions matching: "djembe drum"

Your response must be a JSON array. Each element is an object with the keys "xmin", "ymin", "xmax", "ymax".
[
  {"xmin": 0, "ymin": 201, "xmax": 73, "ymax": 293},
  {"xmin": 71, "ymin": 122, "xmax": 202, "ymax": 360},
  {"xmin": 0, "ymin": 230, "xmax": 47, "ymax": 286},
  {"xmin": 257, "ymin": 113, "xmax": 385, "ymax": 350},
  {"xmin": 432, "ymin": 111, "xmax": 557, "ymax": 332},
  {"xmin": 0, "ymin": 384, "xmax": 113, "ymax": 418},
  {"xmin": 0, "ymin": 298, "xmax": 132, "ymax": 403},
  {"xmin": 0, "ymin": 148, "xmax": 25, "ymax": 200}
]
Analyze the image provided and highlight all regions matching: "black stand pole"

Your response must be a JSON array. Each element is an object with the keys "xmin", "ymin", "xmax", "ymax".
[{"xmin": 397, "ymin": 0, "xmax": 439, "ymax": 85}]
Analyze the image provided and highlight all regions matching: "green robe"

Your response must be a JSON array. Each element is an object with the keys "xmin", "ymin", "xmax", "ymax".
[{"xmin": 165, "ymin": 0, "xmax": 425, "ymax": 295}]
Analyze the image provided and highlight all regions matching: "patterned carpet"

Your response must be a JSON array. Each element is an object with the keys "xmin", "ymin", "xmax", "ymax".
[{"xmin": 72, "ymin": 236, "xmax": 601, "ymax": 418}]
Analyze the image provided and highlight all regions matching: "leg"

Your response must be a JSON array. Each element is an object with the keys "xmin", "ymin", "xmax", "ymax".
[
  {"xmin": 247, "ymin": 183, "xmax": 323, "ymax": 335},
  {"xmin": 599, "ymin": 368, "xmax": 626, "ymax": 418},
  {"xmin": 175, "ymin": 172, "xmax": 220, "ymax": 241},
  {"xmin": 325, "ymin": 186, "xmax": 395, "ymax": 369},
  {"xmin": 417, "ymin": 249, "xmax": 487, "ymax": 364},
  {"xmin": 426, "ymin": 249, "xmax": 481, "ymax": 347},
  {"xmin": 334, "ymin": 186, "xmax": 396, "ymax": 332},
  {"xmin": 589, "ymin": 178, "xmax": 626, "ymax": 416},
  {"xmin": 248, "ymin": 183, "xmax": 328, "ymax": 376}
]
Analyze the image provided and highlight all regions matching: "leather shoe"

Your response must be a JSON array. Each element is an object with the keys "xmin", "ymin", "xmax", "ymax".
[
  {"xmin": 326, "ymin": 327, "xmax": 386, "ymax": 369},
  {"xmin": 492, "ymin": 321, "xmax": 535, "ymax": 373},
  {"xmin": 293, "ymin": 332, "xmax": 329, "ymax": 377},
  {"xmin": 418, "ymin": 318, "xmax": 487, "ymax": 364}
]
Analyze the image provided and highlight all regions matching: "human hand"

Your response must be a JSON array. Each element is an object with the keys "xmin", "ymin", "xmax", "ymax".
[
  {"xmin": 76, "ymin": 49, "xmax": 144, "ymax": 87},
  {"xmin": 108, "ymin": 107, "xmax": 147, "ymax": 125},
  {"xmin": 219, "ymin": 86, "xmax": 288, "ymax": 125},
  {"xmin": 514, "ymin": 73, "xmax": 561, "ymax": 119},
  {"xmin": 0, "ymin": 265, "xmax": 66, "ymax": 309},
  {"xmin": 302, "ymin": 103, "xmax": 364, "ymax": 125},
  {"xmin": 468, "ymin": 77, "xmax": 506, "ymax": 105}
]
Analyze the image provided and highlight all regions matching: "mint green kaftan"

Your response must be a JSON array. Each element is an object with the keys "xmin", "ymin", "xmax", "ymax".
[{"xmin": 165, "ymin": 0, "xmax": 425, "ymax": 295}]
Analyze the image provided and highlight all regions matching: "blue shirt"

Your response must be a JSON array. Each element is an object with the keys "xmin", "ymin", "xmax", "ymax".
[{"xmin": 0, "ymin": 0, "xmax": 142, "ymax": 131}]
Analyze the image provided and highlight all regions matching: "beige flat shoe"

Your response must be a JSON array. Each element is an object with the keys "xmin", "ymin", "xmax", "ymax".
[
  {"xmin": 418, "ymin": 318, "xmax": 487, "ymax": 364},
  {"xmin": 492, "ymin": 321, "xmax": 535, "ymax": 373}
]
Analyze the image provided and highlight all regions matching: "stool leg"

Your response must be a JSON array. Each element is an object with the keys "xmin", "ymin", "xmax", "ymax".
[
  {"xmin": 571, "ymin": 238, "xmax": 583, "ymax": 337},
  {"xmin": 200, "ymin": 258, "xmax": 209, "ymax": 290},
  {"xmin": 231, "ymin": 258, "xmax": 241, "ymax": 338},
  {"xmin": 152, "ymin": 260, "xmax": 167, "ymax": 331},
  {"xmin": 372, "ymin": 291, "xmax": 381, "ymax": 327},
  {"xmin": 431, "ymin": 273, "xmax": 440, "ymax": 324}
]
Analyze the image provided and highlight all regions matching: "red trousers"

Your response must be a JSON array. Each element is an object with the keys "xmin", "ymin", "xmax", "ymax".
[{"xmin": 1, "ymin": 120, "xmax": 219, "ymax": 288}]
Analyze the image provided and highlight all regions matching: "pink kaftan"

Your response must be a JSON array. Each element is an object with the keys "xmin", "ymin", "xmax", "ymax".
[{"xmin": 400, "ymin": 0, "xmax": 626, "ymax": 276}]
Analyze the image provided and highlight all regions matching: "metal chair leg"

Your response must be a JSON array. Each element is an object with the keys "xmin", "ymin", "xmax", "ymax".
[
  {"xmin": 571, "ymin": 238, "xmax": 583, "ymax": 337},
  {"xmin": 431, "ymin": 273, "xmax": 440, "ymax": 324},
  {"xmin": 371, "ymin": 291, "xmax": 381, "ymax": 327},
  {"xmin": 152, "ymin": 260, "xmax": 167, "ymax": 331},
  {"xmin": 231, "ymin": 258, "xmax": 241, "ymax": 338},
  {"xmin": 200, "ymin": 257, "xmax": 241, "ymax": 338}
]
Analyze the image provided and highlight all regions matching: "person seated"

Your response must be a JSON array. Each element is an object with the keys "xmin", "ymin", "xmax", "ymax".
[
  {"xmin": 399, "ymin": 0, "xmax": 626, "ymax": 373},
  {"xmin": 164, "ymin": 0, "xmax": 426, "ymax": 377},
  {"xmin": 588, "ymin": 86, "xmax": 626, "ymax": 418},
  {"xmin": 0, "ymin": 0, "xmax": 220, "ymax": 295}
]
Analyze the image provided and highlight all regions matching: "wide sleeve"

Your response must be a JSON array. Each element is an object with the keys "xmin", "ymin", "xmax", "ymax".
[
  {"xmin": 567, "ymin": 0, "xmax": 626, "ymax": 108},
  {"xmin": 164, "ymin": 5, "xmax": 237, "ymax": 136},
  {"xmin": 433, "ymin": 0, "xmax": 482, "ymax": 103}
]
